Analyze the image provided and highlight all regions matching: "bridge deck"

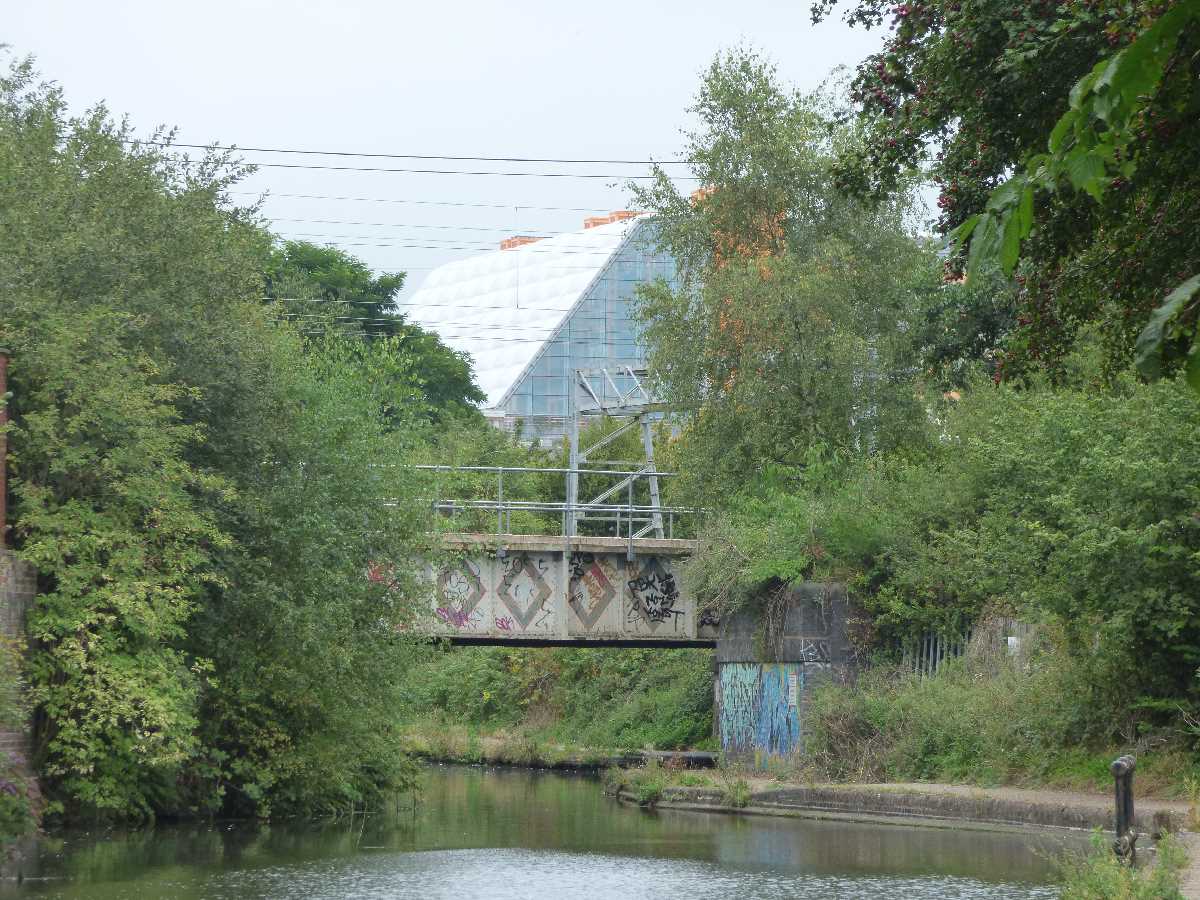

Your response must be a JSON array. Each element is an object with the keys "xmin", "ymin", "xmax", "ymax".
[{"xmin": 422, "ymin": 533, "xmax": 712, "ymax": 644}]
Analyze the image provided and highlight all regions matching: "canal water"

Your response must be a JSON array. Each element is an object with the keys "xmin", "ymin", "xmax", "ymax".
[{"xmin": 1, "ymin": 765, "xmax": 1076, "ymax": 898}]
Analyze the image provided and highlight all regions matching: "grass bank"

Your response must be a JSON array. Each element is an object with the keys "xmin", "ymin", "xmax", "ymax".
[
  {"xmin": 800, "ymin": 638, "xmax": 1200, "ymax": 800},
  {"xmin": 400, "ymin": 635, "xmax": 1200, "ymax": 800},
  {"xmin": 397, "ymin": 645, "xmax": 715, "ymax": 759}
]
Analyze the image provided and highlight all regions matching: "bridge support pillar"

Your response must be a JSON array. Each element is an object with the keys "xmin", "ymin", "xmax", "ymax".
[{"xmin": 713, "ymin": 583, "xmax": 855, "ymax": 767}]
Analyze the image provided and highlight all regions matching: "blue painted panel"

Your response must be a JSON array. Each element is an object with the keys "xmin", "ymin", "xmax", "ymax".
[
  {"xmin": 757, "ymin": 664, "xmax": 802, "ymax": 757},
  {"xmin": 717, "ymin": 664, "xmax": 759, "ymax": 753},
  {"xmin": 717, "ymin": 662, "xmax": 802, "ymax": 764}
]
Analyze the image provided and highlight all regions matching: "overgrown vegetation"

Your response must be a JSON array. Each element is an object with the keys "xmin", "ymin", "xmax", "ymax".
[
  {"xmin": 804, "ymin": 642, "xmax": 1198, "ymax": 794},
  {"xmin": 623, "ymin": 39, "xmax": 1200, "ymax": 793},
  {"xmin": 398, "ymin": 645, "xmax": 714, "ymax": 753},
  {"xmin": 0, "ymin": 55, "xmax": 465, "ymax": 822},
  {"xmin": 812, "ymin": 0, "xmax": 1200, "ymax": 386},
  {"xmin": 4, "ymin": 1, "xmax": 1198, "ymax": 845},
  {"xmin": 1058, "ymin": 832, "xmax": 1186, "ymax": 899}
]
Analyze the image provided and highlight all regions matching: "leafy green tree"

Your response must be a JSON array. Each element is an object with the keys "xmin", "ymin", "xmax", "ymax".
[
  {"xmin": 0, "ymin": 55, "xmax": 431, "ymax": 819},
  {"xmin": 632, "ymin": 50, "xmax": 936, "ymax": 500},
  {"xmin": 814, "ymin": 0, "xmax": 1200, "ymax": 384},
  {"xmin": 269, "ymin": 240, "xmax": 404, "ymax": 324},
  {"xmin": 187, "ymin": 332, "xmax": 428, "ymax": 817},
  {"xmin": 7, "ymin": 307, "xmax": 227, "ymax": 816},
  {"xmin": 269, "ymin": 241, "xmax": 485, "ymax": 416}
]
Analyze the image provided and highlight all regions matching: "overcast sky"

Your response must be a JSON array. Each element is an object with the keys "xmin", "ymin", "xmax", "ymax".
[{"xmin": 7, "ymin": 0, "xmax": 884, "ymax": 301}]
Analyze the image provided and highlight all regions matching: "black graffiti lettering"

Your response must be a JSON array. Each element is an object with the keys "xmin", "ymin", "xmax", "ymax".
[
  {"xmin": 628, "ymin": 571, "xmax": 682, "ymax": 624},
  {"xmin": 568, "ymin": 552, "xmax": 595, "ymax": 580}
]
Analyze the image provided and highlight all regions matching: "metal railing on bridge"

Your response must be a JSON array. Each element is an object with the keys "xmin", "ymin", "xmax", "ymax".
[{"xmin": 414, "ymin": 464, "xmax": 701, "ymax": 551}]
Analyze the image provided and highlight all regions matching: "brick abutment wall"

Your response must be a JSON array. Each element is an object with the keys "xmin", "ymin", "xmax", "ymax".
[{"xmin": 0, "ymin": 549, "xmax": 34, "ymax": 771}]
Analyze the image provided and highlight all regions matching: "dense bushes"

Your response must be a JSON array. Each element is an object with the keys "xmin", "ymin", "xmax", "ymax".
[
  {"xmin": 687, "ymin": 374, "xmax": 1200, "ymax": 733},
  {"xmin": 401, "ymin": 646, "xmax": 713, "ymax": 751},
  {"xmin": 803, "ymin": 636, "xmax": 1159, "ymax": 788},
  {"xmin": 0, "ymin": 57, "xmax": 431, "ymax": 821}
]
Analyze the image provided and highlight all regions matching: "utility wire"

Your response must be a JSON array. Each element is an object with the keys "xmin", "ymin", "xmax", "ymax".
[
  {"xmin": 277, "ymin": 313, "xmax": 565, "ymax": 333},
  {"xmin": 231, "ymin": 191, "xmax": 615, "ymax": 212},
  {"xmin": 276, "ymin": 232, "xmax": 638, "ymax": 251},
  {"xmin": 294, "ymin": 329, "xmax": 582, "ymax": 344},
  {"xmin": 135, "ymin": 139, "xmax": 693, "ymax": 166},
  {"xmin": 181, "ymin": 158, "xmax": 690, "ymax": 180},
  {"xmin": 272, "ymin": 236, "xmax": 673, "ymax": 255},
  {"xmin": 268, "ymin": 297, "xmax": 653, "ymax": 312},
  {"xmin": 273, "ymin": 217, "xmax": 560, "ymax": 234}
]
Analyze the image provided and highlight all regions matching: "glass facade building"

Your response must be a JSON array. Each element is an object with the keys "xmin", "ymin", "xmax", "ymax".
[{"xmin": 405, "ymin": 214, "xmax": 675, "ymax": 442}]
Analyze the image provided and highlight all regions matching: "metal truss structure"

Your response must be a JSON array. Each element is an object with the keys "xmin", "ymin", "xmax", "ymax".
[{"xmin": 566, "ymin": 367, "xmax": 670, "ymax": 540}]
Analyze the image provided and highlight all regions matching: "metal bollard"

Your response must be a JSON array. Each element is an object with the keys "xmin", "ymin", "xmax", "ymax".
[{"xmin": 1111, "ymin": 754, "xmax": 1137, "ymax": 864}]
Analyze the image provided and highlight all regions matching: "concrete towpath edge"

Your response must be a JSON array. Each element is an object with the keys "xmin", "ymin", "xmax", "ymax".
[{"xmin": 615, "ymin": 781, "xmax": 1200, "ymax": 897}]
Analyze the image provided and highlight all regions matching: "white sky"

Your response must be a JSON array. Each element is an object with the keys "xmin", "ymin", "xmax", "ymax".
[{"xmin": 6, "ymin": 0, "xmax": 884, "ymax": 302}]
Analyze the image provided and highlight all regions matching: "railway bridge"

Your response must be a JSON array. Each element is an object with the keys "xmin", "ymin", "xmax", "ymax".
[{"xmin": 406, "ymin": 368, "xmax": 855, "ymax": 763}]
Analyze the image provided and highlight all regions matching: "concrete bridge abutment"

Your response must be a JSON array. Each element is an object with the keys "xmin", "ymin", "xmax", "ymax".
[{"xmin": 713, "ymin": 583, "xmax": 855, "ymax": 766}]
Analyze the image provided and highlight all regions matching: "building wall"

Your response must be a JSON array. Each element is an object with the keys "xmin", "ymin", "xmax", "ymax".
[{"xmin": 497, "ymin": 222, "xmax": 676, "ymax": 442}]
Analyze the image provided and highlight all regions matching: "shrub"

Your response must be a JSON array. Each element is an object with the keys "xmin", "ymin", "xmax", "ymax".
[
  {"xmin": 601, "ymin": 766, "xmax": 625, "ymax": 795},
  {"xmin": 803, "ymin": 636, "xmax": 1144, "ymax": 788},
  {"xmin": 721, "ymin": 777, "xmax": 751, "ymax": 808},
  {"xmin": 1058, "ymin": 832, "xmax": 1186, "ymax": 899},
  {"xmin": 628, "ymin": 761, "xmax": 667, "ymax": 806}
]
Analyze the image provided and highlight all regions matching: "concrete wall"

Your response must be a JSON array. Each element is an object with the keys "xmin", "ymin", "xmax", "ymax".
[
  {"xmin": 0, "ymin": 550, "xmax": 34, "ymax": 765},
  {"xmin": 424, "ymin": 534, "xmax": 717, "ymax": 644},
  {"xmin": 715, "ymin": 583, "xmax": 854, "ymax": 765}
]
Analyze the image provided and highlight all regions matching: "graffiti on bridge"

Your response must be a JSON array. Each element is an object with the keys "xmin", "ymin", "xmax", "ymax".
[
  {"xmin": 497, "ymin": 553, "xmax": 554, "ymax": 632},
  {"xmin": 435, "ymin": 558, "xmax": 485, "ymax": 631},
  {"xmin": 568, "ymin": 551, "xmax": 617, "ymax": 631},
  {"xmin": 627, "ymin": 559, "xmax": 683, "ymax": 630}
]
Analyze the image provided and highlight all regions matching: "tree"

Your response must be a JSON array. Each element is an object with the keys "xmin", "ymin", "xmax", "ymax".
[
  {"xmin": 632, "ymin": 50, "xmax": 937, "ymax": 500},
  {"xmin": 269, "ymin": 241, "xmax": 485, "ymax": 416},
  {"xmin": 0, "ymin": 55, "xmax": 430, "ymax": 819},
  {"xmin": 813, "ymin": 0, "xmax": 1200, "ymax": 384}
]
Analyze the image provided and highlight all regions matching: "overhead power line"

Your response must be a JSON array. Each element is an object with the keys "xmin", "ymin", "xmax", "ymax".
[
  {"xmin": 272, "ymin": 217, "xmax": 560, "ymax": 234},
  {"xmin": 136, "ymin": 140, "xmax": 693, "ymax": 167},
  {"xmin": 269, "ymin": 297, "xmax": 655, "ymax": 312},
  {"xmin": 294, "ymin": 328, "xmax": 573, "ymax": 344},
  {"xmin": 272, "ymin": 236, "xmax": 673, "ymax": 256},
  {"xmin": 230, "ymin": 191, "xmax": 615, "ymax": 213},
  {"xmin": 229, "ymin": 161, "xmax": 689, "ymax": 180},
  {"xmin": 277, "ymin": 313, "xmax": 562, "ymax": 333}
]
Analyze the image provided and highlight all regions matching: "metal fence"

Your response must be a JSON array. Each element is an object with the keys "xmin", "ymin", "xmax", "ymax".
[
  {"xmin": 412, "ymin": 464, "xmax": 701, "ymax": 547},
  {"xmin": 902, "ymin": 630, "xmax": 971, "ymax": 677}
]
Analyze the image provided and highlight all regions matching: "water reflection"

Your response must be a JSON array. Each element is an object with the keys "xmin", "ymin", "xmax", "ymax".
[{"xmin": 2, "ymin": 765, "xmax": 1074, "ymax": 899}]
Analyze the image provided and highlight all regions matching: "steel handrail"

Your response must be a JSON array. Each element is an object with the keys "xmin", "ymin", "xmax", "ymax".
[{"xmin": 411, "ymin": 464, "xmax": 678, "ymax": 478}]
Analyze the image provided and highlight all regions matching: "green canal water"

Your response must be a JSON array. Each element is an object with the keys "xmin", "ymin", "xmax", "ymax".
[{"xmin": 1, "ymin": 765, "xmax": 1078, "ymax": 898}]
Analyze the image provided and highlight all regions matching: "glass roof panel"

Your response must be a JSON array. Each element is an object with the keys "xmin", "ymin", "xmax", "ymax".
[{"xmin": 403, "ymin": 217, "xmax": 645, "ymax": 408}]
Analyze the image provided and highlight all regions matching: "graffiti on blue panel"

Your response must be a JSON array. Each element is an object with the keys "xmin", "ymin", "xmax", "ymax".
[
  {"xmin": 718, "ymin": 663, "xmax": 802, "ymax": 762},
  {"xmin": 717, "ymin": 664, "xmax": 759, "ymax": 752},
  {"xmin": 757, "ymin": 665, "xmax": 801, "ymax": 756}
]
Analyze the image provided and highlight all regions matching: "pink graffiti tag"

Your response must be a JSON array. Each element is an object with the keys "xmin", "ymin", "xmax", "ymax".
[
  {"xmin": 495, "ymin": 616, "xmax": 515, "ymax": 631},
  {"xmin": 435, "ymin": 606, "xmax": 473, "ymax": 629}
]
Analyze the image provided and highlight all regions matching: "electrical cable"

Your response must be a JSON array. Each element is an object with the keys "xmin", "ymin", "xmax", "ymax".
[
  {"xmin": 133, "ymin": 139, "xmax": 693, "ymax": 166},
  {"xmin": 273, "ymin": 217, "xmax": 560, "ymax": 234},
  {"xmin": 230, "ymin": 191, "xmax": 615, "ymax": 212},
  {"xmin": 179, "ymin": 158, "xmax": 690, "ymax": 180}
]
